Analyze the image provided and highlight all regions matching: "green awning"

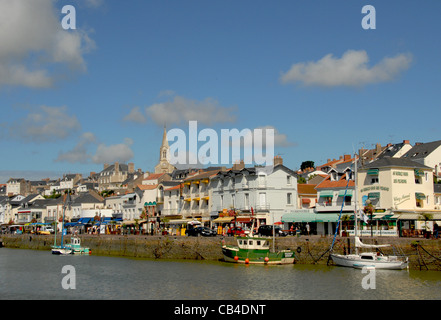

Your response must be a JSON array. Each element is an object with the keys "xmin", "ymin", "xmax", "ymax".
[
  {"xmin": 368, "ymin": 192, "xmax": 380, "ymax": 199},
  {"xmin": 367, "ymin": 169, "xmax": 379, "ymax": 175},
  {"xmin": 319, "ymin": 191, "xmax": 333, "ymax": 198},
  {"xmin": 315, "ymin": 213, "xmax": 340, "ymax": 222},
  {"xmin": 415, "ymin": 192, "xmax": 426, "ymax": 200},
  {"xmin": 282, "ymin": 212, "xmax": 317, "ymax": 223},
  {"xmin": 338, "ymin": 189, "xmax": 353, "ymax": 196}
]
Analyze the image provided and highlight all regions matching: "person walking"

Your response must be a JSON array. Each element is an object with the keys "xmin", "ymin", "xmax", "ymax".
[
  {"xmin": 434, "ymin": 222, "xmax": 439, "ymax": 239},
  {"xmin": 305, "ymin": 223, "xmax": 310, "ymax": 236}
]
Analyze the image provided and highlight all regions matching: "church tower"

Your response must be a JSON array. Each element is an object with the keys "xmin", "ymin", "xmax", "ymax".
[{"xmin": 154, "ymin": 126, "xmax": 176, "ymax": 174}]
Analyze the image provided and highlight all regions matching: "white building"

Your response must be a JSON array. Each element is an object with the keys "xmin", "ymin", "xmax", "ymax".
[{"xmin": 210, "ymin": 163, "xmax": 298, "ymax": 226}]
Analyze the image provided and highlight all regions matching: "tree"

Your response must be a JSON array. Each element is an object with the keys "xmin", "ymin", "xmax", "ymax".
[{"xmin": 300, "ymin": 161, "xmax": 315, "ymax": 171}]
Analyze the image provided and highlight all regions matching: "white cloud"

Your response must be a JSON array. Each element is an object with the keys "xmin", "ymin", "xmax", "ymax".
[
  {"xmin": 145, "ymin": 95, "xmax": 237, "ymax": 126},
  {"xmin": 280, "ymin": 50, "xmax": 412, "ymax": 87},
  {"xmin": 55, "ymin": 133, "xmax": 135, "ymax": 165},
  {"xmin": 123, "ymin": 106, "xmax": 147, "ymax": 124},
  {"xmin": 10, "ymin": 105, "xmax": 81, "ymax": 143},
  {"xmin": 92, "ymin": 139, "xmax": 134, "ymax": 164},
  {"xmin": 55, "ymin": 132, "xmax": 97, "ymax": 163},
  {"xmin": 0, "ymin": 0, "xmax": 95, "ymax": 88}
]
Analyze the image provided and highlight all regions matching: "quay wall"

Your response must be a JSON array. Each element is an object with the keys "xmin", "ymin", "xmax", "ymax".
[{"xmin": 1, "ymin": 235, "xmax": 441, "ymax": 271}]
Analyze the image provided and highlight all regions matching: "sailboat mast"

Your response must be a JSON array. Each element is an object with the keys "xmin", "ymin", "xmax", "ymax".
[{"xmin": 354, "ymin": 155, "xmax": 359, "ymax": 255}]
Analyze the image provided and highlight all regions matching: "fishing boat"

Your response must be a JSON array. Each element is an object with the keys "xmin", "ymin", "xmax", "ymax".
[
  {"xmin": 329, "ymin": 156, "xmax": 409, "ymax": 270},
  {"xmin": 222, "ymin": 236, "xmax": 295, "ymax": 264},
  {"xmin": 64, "ymin": 235, "xmax": 91, "ymax": 255},
  {"xmin": 221, "ymin": 212, "xmax": 295, "ymax": 265}
]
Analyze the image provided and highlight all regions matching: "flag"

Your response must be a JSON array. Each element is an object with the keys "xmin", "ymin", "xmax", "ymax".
[{"xmin": 360, "ymin": 209, "xmax": 369, "ymax": 224}]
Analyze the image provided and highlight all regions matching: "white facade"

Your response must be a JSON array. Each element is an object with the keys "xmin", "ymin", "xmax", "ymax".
[{"xmin": 210, "ymin": 165, "xmax": 298, "ymax": 225}]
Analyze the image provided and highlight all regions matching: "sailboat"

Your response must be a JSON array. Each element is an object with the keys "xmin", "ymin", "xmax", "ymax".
[
  {"xmin": 51, "ymin": 193, "xmax": 73, "ymax": 255},
  {"xmin": 329, "ymin": 156, "xmax": 409, "ymax": 270}
]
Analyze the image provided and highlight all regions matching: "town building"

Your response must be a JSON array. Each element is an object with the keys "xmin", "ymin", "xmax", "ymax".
[
  {"xmin": 210, "ymin": 159, "xmax": 298, "ymax": 227},
  {"xmin": 97, "ymin": 162, "xmax": 136, "ymax": 192},
  {"xmin": 6, "ymin": 178, "xmax": 30, "ymax": 196},
  {"xmin": 358, "ymin": 157, "xmax": 440, "ymax": 236},
  {"xmin": 401, "ymin": 140, "xmax": 441, "ymax": 175}
]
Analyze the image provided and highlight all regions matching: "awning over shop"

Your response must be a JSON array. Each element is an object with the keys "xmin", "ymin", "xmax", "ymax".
[
  {"xmin": 338, "ymin": 189, "xmax": 353, "ymax": 196},
  {"xmin": 282, "ymin": 212, "xmax": 315, "ymax": 223},
  {"xmin": 301, "ymin": 198, "xmax": 311, "ymax": 204},
  {"xmin": 398, "ymin": 214, "xmax": 422, "ymax": 220},
  {"xmin": 212, "ymin": 216, "xmax": 235, "ymax": 223},
  {"xmin": 315, "ymin": 213, "xmax": 340, "ymax": 222},
  {"xmin": 164, "ymin": 219, "xmax": 191, "ymax": 224},
  {"xmin": 319, "ymin": 191, "xmax": 333, "ymax": 198},
  {"xmin": 415, "ymin": 192, "xmax": 426, "ymax": 200},
  {"xmin": 234, "ymin": 216, "xmax": 252, "ymax": 223},
  {"xmin": 367, "ymin": 169, "xmax": 379, "ymax": 175},
  {"xmin": 368, "ymin": 192, "xmax": 380, "ymax": 199}
]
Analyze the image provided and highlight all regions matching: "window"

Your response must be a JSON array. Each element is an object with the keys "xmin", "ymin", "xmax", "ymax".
[
  {"xmin": 371, "ymin": 177, "xmax": 379, "ymax": 184},
  {"xmin": 287, "ymin": 175, "xmax": 292, "ymax": 185},
  {"xmin": 287, "ymin": 193, "xmax": 292, "ymax": 205},
  {"xmin": 244, "ymin": 193, "xmax": 249, "ymax": 209}
]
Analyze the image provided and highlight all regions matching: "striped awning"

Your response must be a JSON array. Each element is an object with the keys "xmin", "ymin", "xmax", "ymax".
[
  {"xmin": 338, "ymin": 189, "xmax": 353, "ymax": 196},
  {"xmin": 368, "ymin": 192, "xmax": 380, "ymax": 199},
  {"xmin": 319, "ymin": 191, "xmax": 334, "ymax": 198}
]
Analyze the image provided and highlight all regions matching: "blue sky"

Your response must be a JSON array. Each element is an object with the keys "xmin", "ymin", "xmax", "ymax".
[{"xmin": 1, "ymin": 0, "xmax": 440, "ymax": 183}]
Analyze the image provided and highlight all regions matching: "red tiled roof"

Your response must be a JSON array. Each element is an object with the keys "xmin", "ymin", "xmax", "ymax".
[{"xmin": 315, "ymin": 175, "xmax": 355, "ymax": 189}]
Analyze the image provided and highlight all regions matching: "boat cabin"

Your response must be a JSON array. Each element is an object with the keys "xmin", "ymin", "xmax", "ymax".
[{"xmin": 237, "ymin": 237, "xmax": 270, "ymax": 250}]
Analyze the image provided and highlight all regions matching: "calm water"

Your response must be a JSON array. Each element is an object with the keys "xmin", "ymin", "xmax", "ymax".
[{"xmin": 1, "ymin": 248, "xmax": 441, "ymax": 300}]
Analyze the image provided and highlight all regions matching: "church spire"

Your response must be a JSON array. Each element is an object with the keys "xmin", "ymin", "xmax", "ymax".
[{"xmin": 161, "ymin": 125, "xmax": 169, "ymax": 149}]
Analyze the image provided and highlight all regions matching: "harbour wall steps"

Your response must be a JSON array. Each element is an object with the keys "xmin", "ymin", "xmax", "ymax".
[{"xmin": 1, "ymin": 235, "xmax": 441, "ymax": 271}]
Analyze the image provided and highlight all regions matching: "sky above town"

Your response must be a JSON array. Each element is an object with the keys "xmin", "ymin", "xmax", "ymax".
[{"xmin": 1, "ymin": 0, "xmax": 440, "ymax": 183}]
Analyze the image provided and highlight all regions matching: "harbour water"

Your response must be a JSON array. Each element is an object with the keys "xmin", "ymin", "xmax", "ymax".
[{"xmin": 1, "ymin": 248, "xmax": 441, "ymax": 300}]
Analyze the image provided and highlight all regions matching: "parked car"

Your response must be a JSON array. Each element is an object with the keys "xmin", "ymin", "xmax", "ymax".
[
  {"xmin": 258, "ymin": 225, "xmax": 287, "ymax": 237},
  {"xmin": 227, "ymin": 226, "xmax": 247, "ymax": 236},
  {"xmin": 186, "ymin": 226, "xmax": 217, "ymax": 237},
  {"xmin": 35, "ymin": 226, "xmax": 54, "ymax": 235}
]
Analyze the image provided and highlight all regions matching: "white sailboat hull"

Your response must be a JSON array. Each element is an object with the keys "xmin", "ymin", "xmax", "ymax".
[
  {"xmin": 330, "ymin": 253, "xmax": 408, "ymax": 270},
  {"xmin": 51, "ymin": 247, "xmax": 72, "ymax": 255}
]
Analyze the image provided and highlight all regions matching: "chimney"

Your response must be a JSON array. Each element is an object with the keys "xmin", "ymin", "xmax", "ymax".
[
  {"xmin": 114, "ymin": 162, "xmax": 119, "ymax": 173},
  {"xmin": 376, "ymin": 143, "xmax": 381, "ymax": 153},
  {"xmin": 128, "ymin": 162, "xmax": 135, "ymax": 173},
  {"xmin": 403, "ymin": 140, "xmax": 410, "ymax": 144},
  {"xmin": 344, "ymin": 154, "xmax": 351, "ymax": 161},
  {"xmin": 104, "ymin": 163, "xmax": 109, "ymax": 170},
  {"xmin": 233, "ymin": 160, "xmax": 245, "ymax": 171},
  {"xmin": 274, "ymin": 156, "xmax": 283, "ymax": 166}
]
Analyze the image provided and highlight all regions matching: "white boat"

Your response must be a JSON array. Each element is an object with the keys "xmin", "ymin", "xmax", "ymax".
[
  {"xmin": 51, "ymin": 247, "xmax": 73, "ymax": 255},
  {"xmin": 331, "ymin": 237, "xmax": 408, "ymax": 270},
  {"xmin": 329, "ymin": 156, "xmax": 409, "ymax": 270}
]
